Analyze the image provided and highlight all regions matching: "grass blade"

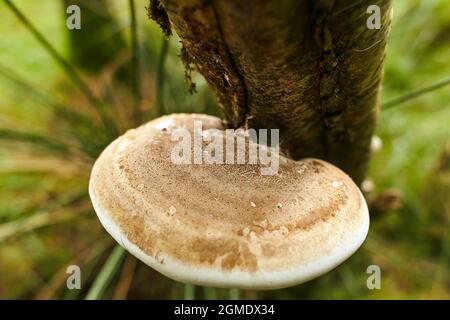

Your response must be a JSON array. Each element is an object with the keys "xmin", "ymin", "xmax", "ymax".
[
  {"xmin": 382, "ymin": 76, "xmax": 450, "ymax": 109},
  {"xmin": 229, "ymin": 288, "xmax": 240, "ymax": 300},
  {"xmin": 35, "ymin": 239, "xmax": 111, "ymax": 300},
  {"xmin": 0, "ymin": 128, "xmax": 71, "ymax": 154},
  {"xmin": 0, "ymin": 62, "xmax": 109, "ymax": 155},
  {"xmin": 202, "ymin": 287, "xmax": 218, "ymax": 300},
  {"xmin": 183, "ymin": 284, "xmax": 195, "ymax": 300},
  {"xmin": 85, "ymin": 245, "xmax": 126, "ymax": 300},
  {"xmin": 112, "ymin": 254, "xmax": 137, "ymax": 300},
  {"xmin": 0, "ymin": 204, "xmax": 90, "ymax": 242},
  {"xmin": 0, "ymin": 63, "xmax": 90, "ymax": 123}
]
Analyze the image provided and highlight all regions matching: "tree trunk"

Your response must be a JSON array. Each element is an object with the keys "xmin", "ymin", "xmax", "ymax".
[{"xmin": 150, "ymin": 0, "xmax": 392, "ymax": 184}]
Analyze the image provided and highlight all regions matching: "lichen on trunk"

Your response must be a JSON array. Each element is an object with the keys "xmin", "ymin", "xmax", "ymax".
[{"xmin": 149, "ymin": 0, "xmax": 392, "ymax": 184}]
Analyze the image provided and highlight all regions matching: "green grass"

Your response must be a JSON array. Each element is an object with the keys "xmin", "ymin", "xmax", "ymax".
[{"xmin": 0, "ymin": 0, "xmax": 449, "ymax": 299}]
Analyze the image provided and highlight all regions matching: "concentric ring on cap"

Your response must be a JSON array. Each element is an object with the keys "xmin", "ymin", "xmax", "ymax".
[{"xmin": 89, "ymin": 113, "xmax": 369, "ymax": 289}]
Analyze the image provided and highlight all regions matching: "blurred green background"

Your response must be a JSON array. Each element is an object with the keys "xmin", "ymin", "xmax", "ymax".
[{"xmin": 0, "ymin": 0, "xmax": 449, "ymax": 299}]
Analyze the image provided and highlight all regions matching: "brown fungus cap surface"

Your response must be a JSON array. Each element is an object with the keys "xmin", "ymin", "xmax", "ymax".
[{"xmin": 89, "ymin": 114, "xmax": 369, "ymax": 289}]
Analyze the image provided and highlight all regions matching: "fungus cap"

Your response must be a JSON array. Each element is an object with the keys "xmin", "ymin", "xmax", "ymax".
[{"xmin": 89, "ymin": 113, "xmax": 369, "ymax": 289}]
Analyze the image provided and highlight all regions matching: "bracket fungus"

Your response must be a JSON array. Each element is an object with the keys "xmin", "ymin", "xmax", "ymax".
[{"xmin": 89, "ymin": 113, "xmax": 369, "ymax": 289}]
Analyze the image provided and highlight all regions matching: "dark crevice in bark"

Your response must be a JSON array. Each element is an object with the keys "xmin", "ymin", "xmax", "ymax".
[
  {"xmin": 309, "ymin": 0, "xmax": 335, "ymax": 161},
  {"xmin": 210, "ymin": 1, "xmax": 248, "ymax": 128},
  {"xmin": 157, "ymin": 0, "xmax": 248, "ymax": 127}
]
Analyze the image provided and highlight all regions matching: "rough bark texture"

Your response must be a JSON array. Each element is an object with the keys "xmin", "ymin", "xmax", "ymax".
[{"xmin": 152, "ymin": 0, "xmax": 392, "ymax": 184}]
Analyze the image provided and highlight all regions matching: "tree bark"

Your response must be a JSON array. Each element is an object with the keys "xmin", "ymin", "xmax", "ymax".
[
  {"xmin": 63, "ymin": 0, "xmax": 127, "ymax": 73},
  {"xmin": 150, "ymin": 0, "xmax": 392, "ymax": 184}
]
